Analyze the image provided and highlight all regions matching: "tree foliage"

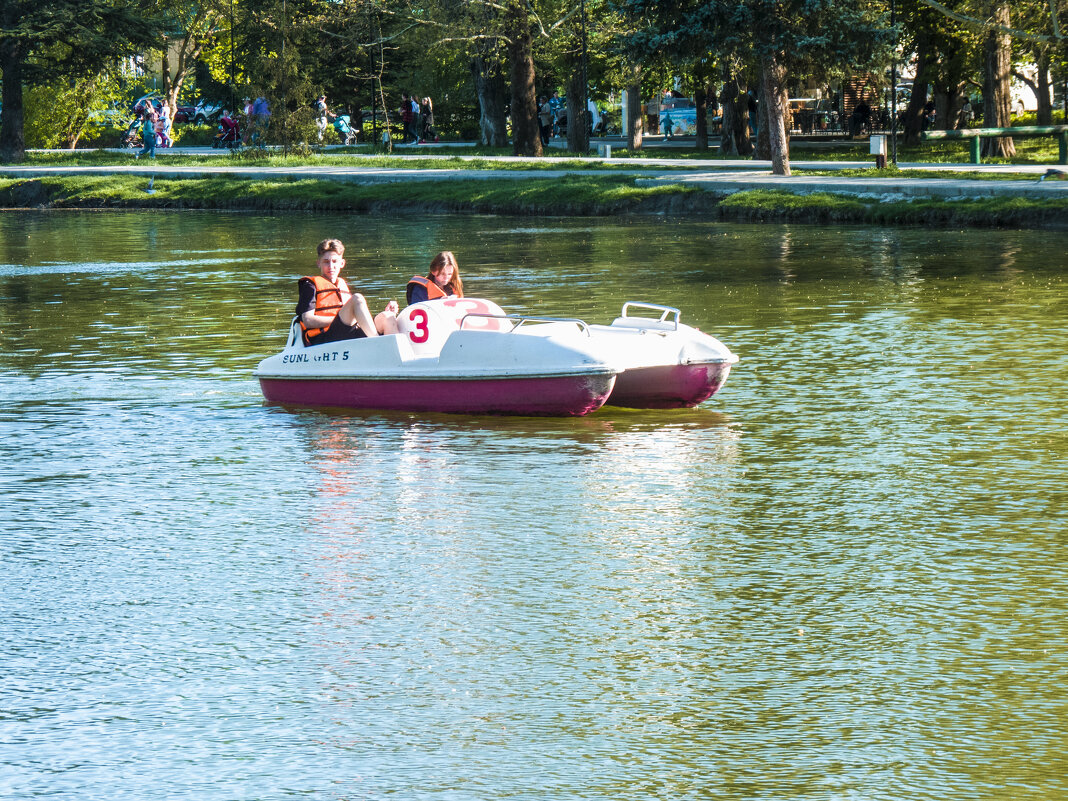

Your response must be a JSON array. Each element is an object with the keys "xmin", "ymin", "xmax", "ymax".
[{"xmin": 1, "ymin": 0, "xmax": 161, "ymax": 160}]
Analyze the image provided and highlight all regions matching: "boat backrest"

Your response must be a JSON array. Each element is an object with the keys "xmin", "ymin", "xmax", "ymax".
[
  {"xmin": 610, "ymin": 316, "xmax": 678, "ymax": 332},
  {"xmin": 397, "ymin": 298, "xmax": 508, "ymax": 355}
]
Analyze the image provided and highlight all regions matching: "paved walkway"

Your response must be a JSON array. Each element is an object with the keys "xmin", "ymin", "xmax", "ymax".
[{"xmin": 5, "ymin": 148, "xmax": 1068, "ymax": 200}]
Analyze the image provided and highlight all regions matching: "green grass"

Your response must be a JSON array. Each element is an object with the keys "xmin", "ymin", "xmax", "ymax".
[
  {"xmin": 2, "ymin": 173, "xmax": 1065, "ymax": 230},
  {"xmin": 793, "ymin": 166, "xmax": 1050, "ymax": 181},
  {"xmin": 0, "ymin": 173, "xmax": 695, "ymax": 214},
  {"xmin": 716, "ymin": 188, "xmax": 1068, "ymax": 227}
]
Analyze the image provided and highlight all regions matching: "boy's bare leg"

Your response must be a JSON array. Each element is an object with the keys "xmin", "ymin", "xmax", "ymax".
[{"xmin": 338, "ymin": 294, "xmax": 380, "ymax": 337}]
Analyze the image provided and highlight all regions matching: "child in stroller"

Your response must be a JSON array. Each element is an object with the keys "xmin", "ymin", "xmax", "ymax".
[
  {"xmin": 333, "ymin": 114, "xmax": 356, "ymax": 145},
  {"xmin": 213, "ymin": 114, "xmax": 241, "ymax": 148}
]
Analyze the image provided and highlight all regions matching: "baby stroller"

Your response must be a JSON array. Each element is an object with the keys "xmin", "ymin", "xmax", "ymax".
[
  {"xmin": 118, "ymin": 116, "xmax": 142, "ymax": 149},
  {"xmin": 333, "ymin": 114, "xmax": 356, "ymax": 145},
  {"xmin": 212, "ymin": 116, "xmax": 241, "ymax": 148}
]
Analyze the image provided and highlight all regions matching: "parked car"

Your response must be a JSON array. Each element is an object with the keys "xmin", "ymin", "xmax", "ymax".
[
  {"xmin": 130, "ymin": 93, "xmax": 163, "ymax": 115},
  {"xmin": 172, "ymin": 102, "xmax": 197, "ymax": 124},
  {"xmin": 193, "ymin": 101, "xmax": 224, "ymax": 126}
]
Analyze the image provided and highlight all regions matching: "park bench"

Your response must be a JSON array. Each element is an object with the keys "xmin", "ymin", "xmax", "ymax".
[{"xmin": 922, "ymin": 125, "xmax": 1068, "ymax": 165}]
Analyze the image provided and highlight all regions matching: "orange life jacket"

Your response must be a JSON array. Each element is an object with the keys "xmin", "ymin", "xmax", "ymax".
[
  {"xmin": 406, "ymin": 275, "xmax": 462, "ymax": 304},
  {"xmin": 299, "ymin": 274, "xmax": 350, "ymax": 344}
]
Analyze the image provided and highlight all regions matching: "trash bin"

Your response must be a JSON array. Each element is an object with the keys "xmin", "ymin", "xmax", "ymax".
[
  {"xmin": 598, "ymin": 144, "xmax": 612, "ymax": 158},
  {"xmin": 870, "ymin": 135, "xmax": 887, "ymax": 169}
]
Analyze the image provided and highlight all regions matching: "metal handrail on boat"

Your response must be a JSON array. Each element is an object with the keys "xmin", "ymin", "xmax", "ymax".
[
  {"xmin": 620, "ymin": 301, "xmax": 681, "ymax": 329},
  {"xmin": 459, "ymin": 313, "xmax": 592, "ymax": 336}
]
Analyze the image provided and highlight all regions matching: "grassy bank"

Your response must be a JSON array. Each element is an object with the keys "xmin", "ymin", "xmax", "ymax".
[{"xmin": 2, "ymin": 173, "xmax": 1067, "ymax": 229}]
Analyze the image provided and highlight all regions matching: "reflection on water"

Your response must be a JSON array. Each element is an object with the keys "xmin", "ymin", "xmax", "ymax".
[{"xmin": 1, "ymin": 211, "xmax": 1066, "ymax": 801}]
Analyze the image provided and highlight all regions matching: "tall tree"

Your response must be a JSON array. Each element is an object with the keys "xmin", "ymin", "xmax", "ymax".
[
  {"xmin": 1, "ymin": 0, "xmax": 159, "ymax": 161},
  {"xmin": 615, "ymin": 0, "xmax": 891, "ymax": 174},
  {"xmin": 982, "ymin": 2, "xmax": 1016, "ymax": 156}
]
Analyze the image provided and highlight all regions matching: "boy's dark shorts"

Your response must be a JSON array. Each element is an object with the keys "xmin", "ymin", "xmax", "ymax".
[{"xmin": 307, "ymin": 315, "xmax": 368, "ymax": 346}]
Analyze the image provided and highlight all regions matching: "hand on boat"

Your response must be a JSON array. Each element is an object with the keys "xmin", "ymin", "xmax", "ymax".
[{"xmin": 383, "ymin": 300, "xmax": 399, "ymax": 315}]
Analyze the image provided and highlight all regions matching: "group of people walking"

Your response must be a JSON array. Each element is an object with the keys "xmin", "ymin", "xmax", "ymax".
[
  {"xmin": 297, "ymin": 240, "xmax": 461, "ymax": 347},
  {"xmin": 132, "ymin": 98, "xmax": 173, "ymax": 159},
  {"xmin": 399, "ymin": 93, "xmax": 437, "ymax": 144}
]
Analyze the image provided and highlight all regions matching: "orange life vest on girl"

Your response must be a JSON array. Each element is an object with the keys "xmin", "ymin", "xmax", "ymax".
[
  {"xmin": 299, "ymin": 274, "xmax": 351, "ymax": 344},
  {"xmin": 406, "ymin": 275, "xmax": 462, "ymax": 305}
]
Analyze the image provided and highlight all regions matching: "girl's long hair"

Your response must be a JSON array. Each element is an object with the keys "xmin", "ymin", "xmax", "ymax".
[{"xmin": 428, "ymin": 251, "xmax": 462, "ymax": 297}]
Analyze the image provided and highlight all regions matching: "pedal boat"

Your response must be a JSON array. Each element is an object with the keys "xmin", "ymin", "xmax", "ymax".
[
  {"xmin": 590, "ymin": 302, "xmax": 738, "ymax": 409},
  {"xmin": 254, "ymin": 299, "xmax": 619, "ymax": 416}
]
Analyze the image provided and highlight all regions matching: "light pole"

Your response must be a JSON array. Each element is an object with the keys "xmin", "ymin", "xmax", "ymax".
[
  {"xmin": 890, "ymin": 0, "xmax": 898, "ymax": 165},
  {"xmin": 581, "ymin": 0, "xmax": 589, "ymax": 148},
  {"xmin": 229, "ymin": 0, "xmax": 235, "ymax": 115}
]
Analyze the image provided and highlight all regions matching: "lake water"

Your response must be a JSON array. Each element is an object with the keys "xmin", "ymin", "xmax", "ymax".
[{"xmin": 1, "ymin": 210, "xmax": 1065, "ymax": 801}]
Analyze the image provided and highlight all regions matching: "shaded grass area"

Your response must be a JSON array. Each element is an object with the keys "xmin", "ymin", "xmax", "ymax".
[
  {"xmin": 716, "ymin": 188, "xmax": 1068, "ymax": 228},
  {"xmin": 0, "ymin": 173, "xmax": 695, "ymax": 215},
  {"xmin": 793, "ymin": 166, "xmax": 1054, "ymax": 181},
  {"xmin": 2, "ymin": 174, "xmax": 1066, "ymax": 229},
  {"xmin": 18, "ymin": 148, "xmax": 674, "ymax": 173}
]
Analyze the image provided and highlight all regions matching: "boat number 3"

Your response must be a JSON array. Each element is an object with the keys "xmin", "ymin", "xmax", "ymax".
[{"xmin": 408, "ymin": 308, "xmax": 430, "ymax": 344}]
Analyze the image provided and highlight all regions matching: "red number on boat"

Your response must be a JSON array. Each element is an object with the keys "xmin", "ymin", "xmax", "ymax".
[{"xmin": 408, "ymin": 308, "xmax": 430, "ymax": 343}]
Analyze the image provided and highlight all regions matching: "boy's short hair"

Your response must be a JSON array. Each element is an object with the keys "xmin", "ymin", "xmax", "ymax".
[{"xmin": 317, "ymin": 238, "xmax": 345, "ymax": 257}]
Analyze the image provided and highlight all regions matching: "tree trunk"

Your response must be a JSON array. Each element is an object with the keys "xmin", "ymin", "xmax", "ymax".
[
  {"xmin": 903, "ymin": 42, "xmax": 932, "ymax": 144},
  {"xmin": 162, "ymin": 43, "xmax": 172, "ymax": 107},
  {"xmin": 1036, "ymin": 46, "xmax": 1052, "ymax": 125},
  {"xmin": 472, "ymin": 53, "xmax": 509, "ymax": 147},
  {"xmin": 755, "ymin": 82, "xmax": 770, "ymax": 160},
  {"xmin": 566, "ymin": 69, "xmax": 589, "ymax": 153},
  {"xmin": 760, "ymin": 53, "xmax": 790, "ymax": 175},
  {"xmin": 0, "ymin": 30, "xmax": 25, "ymax": 163},
  {"xmin": 626, "ymin": 65, "xmax": 642, "ymax": 150},
  {"xmin": 694, "ymin": 82, "xmax": 709, "ymax": 152},
  {"xmin": 982, "ymin": 2, "xmax": 1015, "ymax": 158},
  {"xmin": 719, "ymin": 75, "xmax": 752, "ymax": 157},
  {"xmin": 506, "ymin": 1, "xmax": 541, "ymax": 157}
]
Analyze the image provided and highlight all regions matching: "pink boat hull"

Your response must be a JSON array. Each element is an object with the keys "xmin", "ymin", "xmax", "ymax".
[
  {"xmin": 259, "ymin": 373, "xmax": 616, "ymax": 416},
  {"xmin": 606, "ymin": 361, "xmax": 733, "ymax": 409}
]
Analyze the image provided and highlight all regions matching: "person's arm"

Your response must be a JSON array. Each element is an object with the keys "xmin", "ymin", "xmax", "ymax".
[
  {"xmin": 297, "ymin": 278, "xmax": 335, "ymax": 329},
  {"xmin": 407, "ymin": 281, "xmax": 429, "ymax": 305}
]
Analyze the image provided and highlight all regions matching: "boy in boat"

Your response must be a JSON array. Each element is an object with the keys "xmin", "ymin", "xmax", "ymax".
[{"xmin": 297, "ymin": 238, "xmax": 398, "ymax": 345}]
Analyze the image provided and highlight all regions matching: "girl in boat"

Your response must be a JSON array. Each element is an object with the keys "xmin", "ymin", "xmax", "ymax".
[{"xmin": 406, "ymin": 251, "xmax": 464, "ymax": 305}]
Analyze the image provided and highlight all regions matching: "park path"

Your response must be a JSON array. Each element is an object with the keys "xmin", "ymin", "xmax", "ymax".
[{"xmin": 4, "ymin": 149, "xmax": 1068, "ymax": 200}]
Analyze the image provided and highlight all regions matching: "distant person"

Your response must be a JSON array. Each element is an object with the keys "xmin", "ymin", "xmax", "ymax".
[
  {"xmin": 314, "ymin": 95, "xmax": 333, "ymax": 141},
  {"xmin": 538, "ymin": 96, "xmax": 552, "ymax": 145},
  {"xmin": 961, "ymin": 99, "xmax": 974, "ymax": 127},
  {"xmin": 747, "ymin": 89, "xmax": 758, "ymax": 136},
  {"xmin": 550, "ymin": 90, "xmax": 563, "ymax": 136},
  {"xmin": 923, "ymin": 99, "xmax": 936, "ymax": 131},
  {"xmin": 410, "ymin": 94, "xmax": 420, "ymax": 140},
  {"xmin": 297, "ymin": 238, "xmax": 399, "ymax": 346},
  {"xmin": 406, "ymin": 251, "xmax": 464, "ymax": 305},
  {"xmin": 247, "ymin": 96, "xmax": 270, "ymax": 144},
  {"xmin": 662, "ymin": 112, "xmax": 674, "ymax": 139},
  {"xmin": 400, "ymin": 93, "xmax": 416, "ymax": 143},
  {"xmin": 850, "ymin": 99, "xmax": 871, "ymax": 136},
  {"xmin": 419, "ymin": 96, "xmax": 437, "ymax": 143},
  {"xmin": 135, "ymin": 100, "xmax": 157, "ymax": 159},
  {"xmin": 156, "ymin": 104, "xmax": 172, "ymax": 148}
]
